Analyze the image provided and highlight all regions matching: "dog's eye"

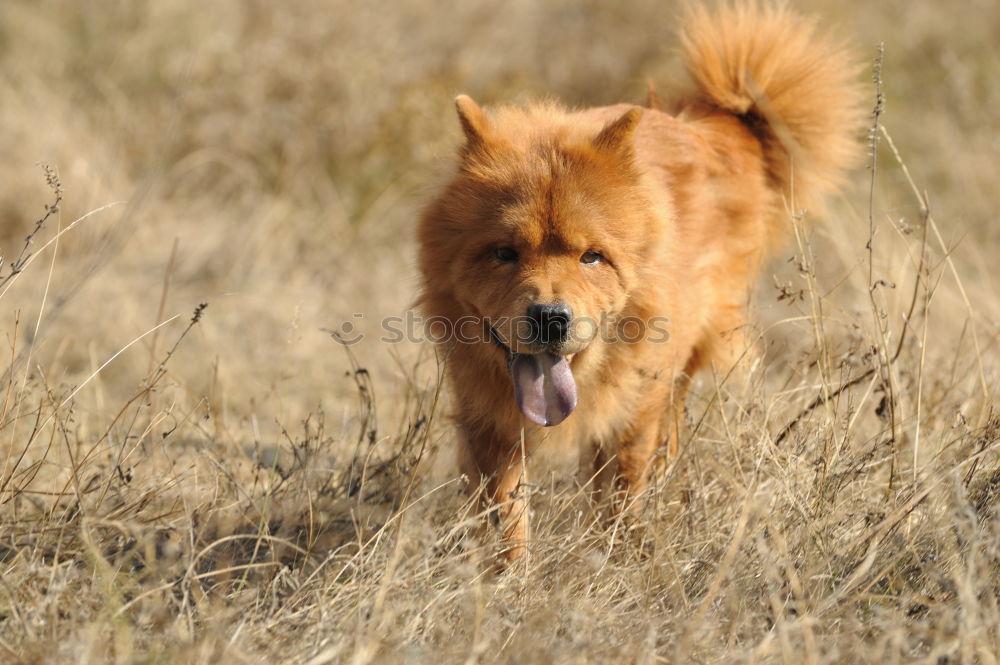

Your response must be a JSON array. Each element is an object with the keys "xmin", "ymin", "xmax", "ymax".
[
  {"xmin": 493, "ymin": 247, "xmax": 519, "ymax": 263},
  {"xmin": 580, "ymin": 251, "xmax": 603, "ymax": 265}
]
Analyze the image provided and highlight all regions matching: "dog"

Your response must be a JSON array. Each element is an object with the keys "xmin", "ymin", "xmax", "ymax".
[{"xmin": 417, "ymin": 3, "xmax": 862, "ymax": 560}]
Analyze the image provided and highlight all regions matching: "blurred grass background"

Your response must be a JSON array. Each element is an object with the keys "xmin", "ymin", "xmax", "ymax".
[
  {"xmin": 0, "ymin": 0, "xmax": 997, "ymax": 428},
  {"xmin": 1, "ymin": 1, "xmax": 999, "ymax": 663}
]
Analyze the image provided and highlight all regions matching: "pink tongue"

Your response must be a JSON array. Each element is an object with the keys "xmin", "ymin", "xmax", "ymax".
[{"xmin": 511, "ymin": 353, "xmax": 578, "ymax": 426}]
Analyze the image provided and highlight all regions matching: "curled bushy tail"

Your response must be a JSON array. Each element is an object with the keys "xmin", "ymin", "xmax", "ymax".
[{"xmin": 679, "ymin": 3, "xmax": 864, "ymax": 209}]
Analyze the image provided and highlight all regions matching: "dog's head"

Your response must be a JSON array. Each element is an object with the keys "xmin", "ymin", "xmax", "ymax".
[{"xmin": 420, "ymin": 97, "xmax": 658, "ymax": 425}]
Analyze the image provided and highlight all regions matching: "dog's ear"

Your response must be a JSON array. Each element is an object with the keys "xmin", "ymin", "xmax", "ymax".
[
  {"xmin": 593, "ymin": 107, "xmax": 643, "ymax": 156},
  {"xmin": 455, "ymin": 95, "xmax": 490, "ymax": 149}
]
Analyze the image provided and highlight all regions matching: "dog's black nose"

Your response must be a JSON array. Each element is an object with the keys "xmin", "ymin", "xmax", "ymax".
[{"xmin": 526, "ymin": 302, "xmax": 573, "ymax": 347}]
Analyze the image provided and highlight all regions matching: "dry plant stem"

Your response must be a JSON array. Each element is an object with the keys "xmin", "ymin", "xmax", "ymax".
[
  {"xmin": 789, "ymin": 212, "xmax": 838, "ymax": 478},
  {"xmin": 1, "ymin": 175, "xmax": 64, "ymax": 497},
  {"xmin": 879, "ymin": 125, "xmax": 991, "ymax": 418},
  {"xmin": 862, "ymin": 44, "xmax": 905, "ymax": 497},
  {"xmin": 0, "ymin": 197, "xmax": 125, "ymax": 416},
  {"xmin": 0, "ymin": 165, "xmax": 62, "ymax": 292},
  {"xmin": 911, "ymin": 218, "xmax": 932, "ymax": 484},
  {"xmin": 0, "ymin": 311, "xmax": 19, "ymax": 440},
  {"xmin": 677, "ymin": 481, "xmax": 756, "ymax": 659},
  {"xmin": 787, "ymin": 156, "xmax": 837, "ymax": 447},
  {"xmin": 0, "ymin": 201, "xmax": 124, "ymax": 304},
  {"xmin": 517, "ymin": 424, "xmax": 530, "ymax": 566},
  {"xmin": 147, "ymin": 237, "xmax": 179, "ymax": 377},
  {"xmin": 56, "ymin": 305, "xmax": 204, "ymax": 512},
  {"xmin": 344, "ymin": 478, "xmax": 470, "ymax": 658},
  {"xmin": 775, "ymin": 46, "xmax": 932, "ymax": 450},
  {"xmin": 333, "ymin": 335, "xmax": 447, "ymax": 657},
  {"xmin": 774, "ymin": 208, "xmax": 929, "ymax": 448}
]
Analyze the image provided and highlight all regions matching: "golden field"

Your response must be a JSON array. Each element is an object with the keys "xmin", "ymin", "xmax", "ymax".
[{"xmin": 0, "ymin": 1, "xmax": 998, "ymax": 663}]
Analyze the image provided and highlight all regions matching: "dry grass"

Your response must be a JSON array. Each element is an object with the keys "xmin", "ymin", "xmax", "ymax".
[{"xmin": 1, "ymin": 1, "xmax": 998, "ymax": 663}]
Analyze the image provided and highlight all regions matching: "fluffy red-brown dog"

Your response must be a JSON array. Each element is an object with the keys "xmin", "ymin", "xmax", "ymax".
[{"xmin": 418, "ymin": 3, "xmax": 862, "ymax": 560}]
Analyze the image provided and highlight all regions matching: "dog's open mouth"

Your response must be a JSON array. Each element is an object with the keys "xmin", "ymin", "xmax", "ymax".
[{"xmin": 489, "ymin": 325, "xmax": 578, "ymax": 426}]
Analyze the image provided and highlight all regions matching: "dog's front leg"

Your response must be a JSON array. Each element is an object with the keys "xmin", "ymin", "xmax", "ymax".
[
  {"xmin": 461, "ymin": 428, "xmax": 531, "ymax": 562},
  {"xmin": 612, "ymin": 385, "xmax": 678, "ymax": 516},
  {"xmin": 491, "ymin": 449, "xmax": 530, "ymax": 562},
  {"xmin": 612, "ymin": 415, "xmax": 663, "ymax": 516}
]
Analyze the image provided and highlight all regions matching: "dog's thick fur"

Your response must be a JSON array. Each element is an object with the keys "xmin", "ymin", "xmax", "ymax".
[{"xmin": 418, "ymin": 3, "xmax": 862, "ymax": 560}]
